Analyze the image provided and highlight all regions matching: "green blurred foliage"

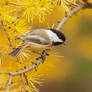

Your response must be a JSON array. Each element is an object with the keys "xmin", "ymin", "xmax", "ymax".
[{"xmin": 78, "ymin": 17, "xmax": 92, "ymax": 35}]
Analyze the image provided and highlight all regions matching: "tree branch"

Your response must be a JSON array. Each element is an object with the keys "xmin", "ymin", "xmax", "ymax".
[
  {"xmin": 0, "ymin": 50, "xmax": 49, "ymax": 91},
  {"xmin": 56, "ymin": 3, "xmax": 92, "ymax": 30}
]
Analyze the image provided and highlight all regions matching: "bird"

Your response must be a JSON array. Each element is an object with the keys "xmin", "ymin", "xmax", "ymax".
[{"xmin": 9, "ymin": 28, "xmax": 66, "ymax": 58}]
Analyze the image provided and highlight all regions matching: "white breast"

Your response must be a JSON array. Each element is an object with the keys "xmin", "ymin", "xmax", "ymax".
[{"xmin": 45, "ymin": 30, "xmax": 63, "ymax": 42}]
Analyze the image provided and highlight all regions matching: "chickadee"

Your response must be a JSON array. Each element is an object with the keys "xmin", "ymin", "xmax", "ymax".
[{"xmin": 9, "ymin": 29, "xmax": 66, "ymax": 58}]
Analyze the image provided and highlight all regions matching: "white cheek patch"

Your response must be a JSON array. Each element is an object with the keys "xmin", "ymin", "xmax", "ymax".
[{"xmin": 45, "ymin": 30, "xmax": 63, "ymax": 42}]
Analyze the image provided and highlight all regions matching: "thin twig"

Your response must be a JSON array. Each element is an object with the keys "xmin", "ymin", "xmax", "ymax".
[
  {"xmin": 23, "ymin": 73, "xmax": 29, "ymax": 85},
  {"xmin": 8, "ymin": 2, "xmax": 20, "ymax": 6},
  {"xmin": 1, "ymin": 21, "xmax": 14, "ymax": 49},
  {"xmin": 6, "ymin": 75, "xmax": 13, "ymax": 92},
  {"xmin": 20, "ymin": 74, "xmax": 28, "ymax": 92},
  {"xmin": 56, "ymin": 2, "xmax": 92, "ymax": 30},
  {"xmin": 3, "ymin": 28, "xmax": 14, "ymax": 49}
]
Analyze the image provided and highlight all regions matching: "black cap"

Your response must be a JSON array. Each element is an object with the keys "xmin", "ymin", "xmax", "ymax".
[{"xmin": 50, "ymin": 29, "xmax": 66, "ymax": 42}]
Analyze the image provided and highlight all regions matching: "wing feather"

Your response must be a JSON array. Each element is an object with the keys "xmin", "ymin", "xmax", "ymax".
[{"xmin": 24, "ymin": 35, "xmax": 49, "ymax": 45}]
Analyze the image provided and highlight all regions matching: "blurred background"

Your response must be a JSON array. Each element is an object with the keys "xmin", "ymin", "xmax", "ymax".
[{"xmin": 39, "ymin": 8, "xmax": 92, "ymax": 92}]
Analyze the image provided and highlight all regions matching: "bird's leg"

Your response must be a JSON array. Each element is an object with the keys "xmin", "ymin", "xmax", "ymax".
[{"xmin": 36, "ymin": 50, "xmax": 49, "ymax": 64}]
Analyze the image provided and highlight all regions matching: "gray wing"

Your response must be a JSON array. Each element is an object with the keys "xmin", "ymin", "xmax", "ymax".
[{"xmin": 24, "ymin": 35, "xmax": 49, "ymax": 45}]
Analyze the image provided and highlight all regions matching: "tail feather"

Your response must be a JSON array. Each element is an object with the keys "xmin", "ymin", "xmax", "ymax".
[
  {"xmin": 9, "ymin": 43, "xmax": 30, "ymax": 58},
  {"xmin": 9, "ymin": 47, "xmax": 23, "ymax": 58}
]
